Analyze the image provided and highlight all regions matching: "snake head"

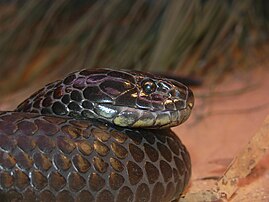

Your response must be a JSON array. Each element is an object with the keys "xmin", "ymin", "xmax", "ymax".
[
  {"xmin": 16, "ymin": 68, "xmax": 194, "ymax": 128},
  {"xmin": 108, "ymin": 69, "xmax": 194, "ymax": 128}
]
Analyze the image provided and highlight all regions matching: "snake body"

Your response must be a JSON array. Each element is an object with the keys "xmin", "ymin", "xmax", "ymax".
[{"xmin": 0, "ymin": 69, "xmax": 194, "ymax": 202}]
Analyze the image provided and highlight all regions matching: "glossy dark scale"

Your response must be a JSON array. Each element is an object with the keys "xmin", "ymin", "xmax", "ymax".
[
  {"xmin": 68, "ymin": 102, "xmax": 82, "ymax": 111},
  {"xmin": 83, "ymin": 86, "xmax": 113, "ymax": 103},
  {"xmin": 72, "ymin": 77, "xmax": 86, "ymax": 89},
  {"xmin": 115, "ymin": 88, "xmax": 138, "ymax": 107},
  {"xmin": 63, "ymin": 74, "xmax": 76, "ymax": 85},
  {"xmin": 0, "ymin": 112, "xmax": 191, "ymax": 201},
  {"xmin": 86, "ymin": 75, "xmax": 107, "ymax": 84},
  {"xmin": 100, "ymin": 80, "xmax": 133, "ymax": 97},
  {"xmin": 61, "ymin": 94, "xmax": 71, "ymax": 104},
  {"xmin": 107, "ymin": 70, "xmax": 136, "ymax": 83},
  {"xmin": 137, "ymin": 96, "xmax": 153, "ymax": 109}
]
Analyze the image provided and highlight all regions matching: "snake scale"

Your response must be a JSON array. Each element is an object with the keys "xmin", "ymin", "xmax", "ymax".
[{"xmin": 0, "ymin": 69, "xmax": 194, "ymax": 202}]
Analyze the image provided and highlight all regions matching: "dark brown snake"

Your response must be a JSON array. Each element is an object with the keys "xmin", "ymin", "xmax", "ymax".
[{"xmin": 0, "ymin": 69, "xmax": 194, "ymax": 202}]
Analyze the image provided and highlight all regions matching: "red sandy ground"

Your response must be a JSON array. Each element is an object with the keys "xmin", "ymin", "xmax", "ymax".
[
  {"xmin": 0, "ymin": 65, "xmax": 269, "ymax": 201},
  {"xmin": 174, "ymin": 65, "xmax": 269, "ymax": 201}
]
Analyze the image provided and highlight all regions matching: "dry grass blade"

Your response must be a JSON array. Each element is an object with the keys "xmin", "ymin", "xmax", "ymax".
[
  {"xmin": 149, "ymin": 1, "xmax": 193, "ymax": 72},
  {"xmin": 0, "ymin": 1, "xmax": 268, "ymax": 94}
]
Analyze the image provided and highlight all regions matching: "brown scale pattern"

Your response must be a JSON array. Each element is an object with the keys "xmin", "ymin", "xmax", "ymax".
[{"xmin": 0, "ymin": 112, "xmax": 191, "ymax": 202}]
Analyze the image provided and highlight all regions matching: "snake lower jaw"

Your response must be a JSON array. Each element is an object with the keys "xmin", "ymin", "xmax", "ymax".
[
  {"xmin": 111, "ymin": 107, "xmax": 193, "ymax": 129},
  {"xmin": 78, "ymin": 103, "xmax": 191, "ymax": 128}
]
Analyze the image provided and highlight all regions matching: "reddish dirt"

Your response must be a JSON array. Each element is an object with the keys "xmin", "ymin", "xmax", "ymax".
[
  {"xmin": 0, "ymin": 65, "xmax": 269, "ymax": 201},
  {"xmin": 174, "ymin": 65, "xmax": 269, "ymax": 201}
]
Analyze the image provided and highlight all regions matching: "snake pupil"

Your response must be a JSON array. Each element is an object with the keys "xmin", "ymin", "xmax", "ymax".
[{"xmin": 142, "ymin": 79, "xmax": 156, "ymax": 94}]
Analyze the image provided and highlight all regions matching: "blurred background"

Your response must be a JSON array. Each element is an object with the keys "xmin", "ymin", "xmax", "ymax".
[
  {"xmin": 0, "ymin": 1, "xmax": 269, "ymax": 200},
  {"xmin": 0, "ymin": 0, "xmax": 268, "ymax": 95}
]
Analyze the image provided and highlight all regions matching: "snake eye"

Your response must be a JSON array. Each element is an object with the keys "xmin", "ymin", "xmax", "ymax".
[{"xmin": 141, "ymin": 79, "xmax": 156, "ymax": 94}]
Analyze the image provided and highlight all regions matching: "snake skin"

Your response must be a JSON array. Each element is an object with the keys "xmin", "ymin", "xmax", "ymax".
[
  {"xmin": 0, "ymin": 69, "xmax": 193, "ymax": 201},
  {"xmin": 0, "ymin": 112, "xmax": 190, "ymax": 202},
  {"xmin": 16, "ymin": 69, "xmax": 193, "ymax": 128}
]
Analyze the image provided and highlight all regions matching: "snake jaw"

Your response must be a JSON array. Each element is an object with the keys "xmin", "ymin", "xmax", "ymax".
[
  {"xmin": 90, "ymin": 104, "xmax": 186, "ymax": 128},
  {"xmin": 111, "ymin": 103, "xmax": 193, "ymax": 128}
]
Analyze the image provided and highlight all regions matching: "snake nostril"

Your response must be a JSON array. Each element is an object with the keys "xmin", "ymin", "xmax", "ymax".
[{"xmin": 187, "ymin": 90, "xmax": 194, "ymax": 109}]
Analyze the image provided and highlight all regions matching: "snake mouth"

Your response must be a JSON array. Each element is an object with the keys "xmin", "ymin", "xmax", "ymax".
[
  {"xmin": 111, "ymin": 105, "xmax": 192, "ymax": 128},
  {"xmin": 80, "ymin": 87, "xmax": 195, "ymax": 128},
  {"xmin": 111, "ymin": 84, "xmax": 194, "ymax": 128},
  {"xmin": 84, "ymin": 105, "xmax": 188, "ymax": 128},
  {"xmin": 77, "ymin": 103, "xmax": 192, "ymax": 128},
  {"xmin": 88, "ymin": 88, "xmax": 194, "ymax": 128}
]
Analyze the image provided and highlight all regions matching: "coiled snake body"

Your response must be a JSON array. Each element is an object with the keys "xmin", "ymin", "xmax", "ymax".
[{"xmin": 0, "ymin": 69, "xmax": 194, "ymax": 202}]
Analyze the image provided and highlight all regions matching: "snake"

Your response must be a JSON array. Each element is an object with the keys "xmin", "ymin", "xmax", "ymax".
[{"xmin": 0, "ymin": 68, "xmax": 194, "ymax": 202}]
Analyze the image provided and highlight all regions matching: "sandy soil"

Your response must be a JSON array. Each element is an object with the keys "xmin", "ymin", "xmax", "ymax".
[
  {"xmin": 174, "ymin": 65, "xmax": 269, "ymax": 201},
  {"xmin": 0, "ymin": 65, "xmax": 269, "ymax": 201}
]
